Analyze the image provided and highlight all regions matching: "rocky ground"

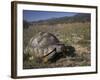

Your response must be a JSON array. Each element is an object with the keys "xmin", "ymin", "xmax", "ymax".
[{"xmin": 23, "ymin": 44, "xmax": 90, "ymax": 69}]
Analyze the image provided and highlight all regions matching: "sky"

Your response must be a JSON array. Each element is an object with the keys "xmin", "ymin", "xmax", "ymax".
[{"xmin": 23, "ymin": 10, "xmax": 77, "ymax": 22}]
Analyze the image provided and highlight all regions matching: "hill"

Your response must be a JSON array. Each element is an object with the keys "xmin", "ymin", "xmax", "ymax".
[{"xmin": 23, "ymin": 13, "xmax": 90, "ymax": 28}]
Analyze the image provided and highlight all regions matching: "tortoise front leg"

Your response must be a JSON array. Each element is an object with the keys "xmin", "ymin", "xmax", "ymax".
[{"xmin": 42, "ymin": 48, "xmax": 56, "ymax": 63}]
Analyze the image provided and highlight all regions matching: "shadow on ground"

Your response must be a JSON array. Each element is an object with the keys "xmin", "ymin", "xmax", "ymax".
[{"xmin": 48, "ymin": 46, "xmax": 76, "ymax": 63}]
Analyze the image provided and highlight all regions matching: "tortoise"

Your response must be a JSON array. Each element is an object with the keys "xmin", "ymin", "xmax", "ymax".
[{"xmin": 24, "ymin": 32, "xmax": 67, "ymax": 63}]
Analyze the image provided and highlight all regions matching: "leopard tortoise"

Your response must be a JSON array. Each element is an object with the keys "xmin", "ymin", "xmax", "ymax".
[{"xmin": 24, "ymin": 32, "xmax": 67, "ymax": 63}]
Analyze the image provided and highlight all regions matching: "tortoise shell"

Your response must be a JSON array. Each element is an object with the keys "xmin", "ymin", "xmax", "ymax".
[{"xmin": 24, "ymin": 32, "xmax": 65, "ymax": 62}]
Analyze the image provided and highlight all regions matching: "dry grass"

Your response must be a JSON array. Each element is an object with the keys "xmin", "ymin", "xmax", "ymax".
[{"xmin": 23, "ymin": 22, "xmax": 91, "ymax": 69}]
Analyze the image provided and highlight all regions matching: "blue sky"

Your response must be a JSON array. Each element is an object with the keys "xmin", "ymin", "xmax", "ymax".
[{"xmin": 23, "ymin": 10, "xmax": 77, "ymax": 22}]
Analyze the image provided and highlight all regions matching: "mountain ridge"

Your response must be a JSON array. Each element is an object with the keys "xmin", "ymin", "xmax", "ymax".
[{"xmin": 23, "ymin": 13, "xmax": 90, "ymax": 28}]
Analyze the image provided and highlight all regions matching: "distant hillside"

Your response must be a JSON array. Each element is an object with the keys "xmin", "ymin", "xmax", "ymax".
[{"xmin": 23, "ymin": 13, "xmax": 90, "ymax": 28}]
